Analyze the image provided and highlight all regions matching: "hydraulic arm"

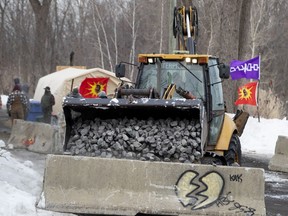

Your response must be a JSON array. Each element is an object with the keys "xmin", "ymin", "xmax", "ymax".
[{"xmin": 173, "ymin": 5, "xmax": 198, "ymax": 54}]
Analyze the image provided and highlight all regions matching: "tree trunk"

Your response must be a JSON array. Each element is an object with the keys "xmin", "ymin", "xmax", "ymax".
[{"xmin": 29, "ymin": 0, "xmax": 52, "ymax": 79}]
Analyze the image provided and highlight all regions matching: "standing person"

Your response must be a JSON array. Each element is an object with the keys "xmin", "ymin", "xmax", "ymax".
[
  {"xmin": 13, "ymin": 77, "xmax": 21, "ymax": 89},
  {"xmin": 6, "ymin": 85, "xmax": 28, "ymax": 125},
  {"xmin": 41, "ymin": 86, "xmax": 55, "ymax": 124},
  {"xmin": 22, "ymin": 84, "xmax": 30, "ymax": 120}
]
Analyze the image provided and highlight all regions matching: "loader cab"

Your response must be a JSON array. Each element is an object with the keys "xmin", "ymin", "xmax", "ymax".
[
  {"xmin": 135, "ymin": 54, "xmax": 229, "ymax": 146},
  {"xmin": 207, "ymin": 58, "xmax": 227, "ymax": 145},
  {"xmin": 135, "ymin": 54, "xmax": 207, "ymax": 100}
]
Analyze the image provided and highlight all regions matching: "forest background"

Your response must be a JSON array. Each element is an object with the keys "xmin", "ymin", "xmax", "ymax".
[{"xmin": 0, "ymin": 0, "xmax": 287, "ymax": 118}]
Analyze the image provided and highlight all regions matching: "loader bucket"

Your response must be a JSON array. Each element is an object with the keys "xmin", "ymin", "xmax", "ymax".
[
  {"xmin": 62, "ymin": 97, "xmax": 207, "ymax": 156},
  {"xmin": 62, "ymin": 97, "xmax": 203, "ymax": 122},
  {"xmin": 38, "ymin": 154, "xmax": 266, "ymax": 216}
]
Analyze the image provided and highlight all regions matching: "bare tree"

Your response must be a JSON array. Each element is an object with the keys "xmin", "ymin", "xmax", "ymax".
[
  {"xmin": 91, "ymin": 1, "xmax": 113, "ymax": 72},
  {"xmin": 195, "ymin": 0, "xmax": 244, "ymax": 112},
  {"xmin": 127, "ymin": 0, "xmax": 138, "ymax": 80},
  {"xmin": 90, "ymin": 1, "xmax": 104, "ymax": 68},
  {"xmin": 50, "ymin": 0, "xmax": 72, "ymax": 68},
  {"xmin": 159, "ymin": 0, "xmax": 165, "ymax": 53},
  {"xmin": 0, "ymin": 0, "xmax": 287, "ymax": 118},
  {"xmin": 0, "ymin": 0, "xmax": 10, "ymax": 93},
  {"xmin": 29, "ymin": 0, "xmax": 52, "ymax": 79},
  {"xmin": 0, "ymin": 0, "xmax": 9, "ymax": 67}
]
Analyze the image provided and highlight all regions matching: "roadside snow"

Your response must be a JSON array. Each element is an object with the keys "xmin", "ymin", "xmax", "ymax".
[
  {"xmin": 240, "ymin": 117, "xmax": 288, "ymax": 157},
  {"xmin": 1, "ymin": 95, "xmax": 8, "ymax": 109},
  {"xmin": 265, "ymin": 171, "xmax": 288, "ymax": 183},
  {"xmin": 0, "ymin": 148, "xmax": 73, "ymax": 215}
]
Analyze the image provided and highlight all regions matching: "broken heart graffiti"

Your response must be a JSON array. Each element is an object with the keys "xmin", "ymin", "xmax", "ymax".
[{"xmin": 175, "ymin": 170, "xmax": 224, "ymax": 210}]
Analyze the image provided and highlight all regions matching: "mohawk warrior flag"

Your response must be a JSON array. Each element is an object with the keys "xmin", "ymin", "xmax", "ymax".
[
  {"xmin": 79, "ymin": 77, "xmax": 109, "ymax": 98},
  {"xmin": 235, "ymin": 82, "xmax": 258, "ymax": 106},
  {"xmin": 230, "ymin": 56, "xmax": 260, "ymax": 80}
]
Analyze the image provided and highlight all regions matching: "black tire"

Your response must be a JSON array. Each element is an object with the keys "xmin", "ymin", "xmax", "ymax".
[
  {"xmin": 224, "ymin": 134, "xmax": 242, "ymax": 166},
  {"xmin": 201, "ymin": 152, "xmax": 227, "ymax": 165}
]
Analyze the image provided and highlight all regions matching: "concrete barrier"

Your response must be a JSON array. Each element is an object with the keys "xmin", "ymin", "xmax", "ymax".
[
  {"xmin": 268, "ymin": 135, "xmax": 288, "ymax": 173},
  {"xmin": 37, "ymin": 155, "xmax": 266, "ymax": 216},
  {"xmin": 7, "ymin": 119, "xmax": 63, "ymax": 154}
]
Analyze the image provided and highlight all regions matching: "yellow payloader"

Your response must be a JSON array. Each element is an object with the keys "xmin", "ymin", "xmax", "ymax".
[{"xmin": 37, "ymin": 4, "xmax": 265, "ymax": 216}]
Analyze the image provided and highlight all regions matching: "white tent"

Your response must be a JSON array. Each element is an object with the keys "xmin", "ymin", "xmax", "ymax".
[{"xmin": 33, "ymin": 67, "xmax": 130, "ymax": 116}]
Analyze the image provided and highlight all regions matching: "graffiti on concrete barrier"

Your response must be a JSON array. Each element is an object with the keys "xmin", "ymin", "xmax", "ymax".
[
  {"xmin": 229, "ymin": 174, "xmax": 242, "ymax": 182},
  {"xmin": 175, "ymin": 170, "xmax": 224, "ymax": 210},
  {"xmin": 175, "ymin": 170, "xmax": 257, "ymax": 214},
  {"xmin": 216, "ymin": 192, "xmax": 256, "ymax": 216},
  {"xmin": 22, "ymin": 137, "xmax": 35, "ymax": 146}
]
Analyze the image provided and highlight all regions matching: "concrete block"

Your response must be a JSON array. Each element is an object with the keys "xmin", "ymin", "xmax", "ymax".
[
  {"xmin": 269, "ymin": 135, "xmax": 288, "ymax": 173},
  {"xmin": 7, "ymin": 119, "xmax": 63, "ymax": 154},
  {"xmin": 38, "ymin": 155, "xmax": 266, "ymax": 216}
]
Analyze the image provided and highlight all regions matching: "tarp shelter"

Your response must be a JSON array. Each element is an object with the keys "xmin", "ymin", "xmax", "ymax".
[{"xmin": 33, "ymin": 67, "xmax": 130, "ymax": 116}]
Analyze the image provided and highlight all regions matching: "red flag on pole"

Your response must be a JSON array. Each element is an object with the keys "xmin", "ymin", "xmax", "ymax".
[
  {"xmin": 235, "ymin": 82, "xmax": 258, "ymax": 106},
  {"xmin": 79, "ymin": 77, "xmax": 109, "ymax": 98}
]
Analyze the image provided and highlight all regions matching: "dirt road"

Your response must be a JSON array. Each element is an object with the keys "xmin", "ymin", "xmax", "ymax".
[{"xmin": 242, "ymin": 155, "xmax": 288, "ymax": 216}]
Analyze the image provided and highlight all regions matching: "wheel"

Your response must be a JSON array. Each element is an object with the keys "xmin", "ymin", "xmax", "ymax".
[
  {"xmin": 201, "ymin": 152, "xmax": 227, "ymax": 165},
  {"xmin": 224, "ymin": 134, "xmax": 242, "ymax": 166}
]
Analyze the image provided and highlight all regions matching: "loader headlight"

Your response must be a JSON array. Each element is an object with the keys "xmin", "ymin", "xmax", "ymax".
[
  {"xmin": 185, "ymin": 57, "xmax": 191, "ymax": 63},
  {"xmin": 192, "ymin": 58, "xmax": 198, "ymax": 64},
  {"xmin": 148, "ymin": 58, "xmax": 155, "ymax": 64}
]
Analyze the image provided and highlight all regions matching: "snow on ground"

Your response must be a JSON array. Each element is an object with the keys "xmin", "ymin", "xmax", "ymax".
[
  {"xmin": 0, "ymin": 141, "xmax": 73, "ymax": 216},
  {"xmin": 1, "ymin": 94, "xmax": 8, "ymax": 106},
  {"xmin": 0, "ymin": 94, "xmax": 288, "ymax": 215},
  {"xmin": 241, "ymin": 118, "xmax": 288, "ymax": 156},
  {"xmin": 234, "ymin": 114, "xmax": 288, "ymax": 158}
]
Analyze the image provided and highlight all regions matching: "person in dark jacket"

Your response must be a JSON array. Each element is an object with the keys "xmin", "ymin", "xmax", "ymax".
[
  {"xmin": 67, "ymin": 87, "xmax": 83, "ymax": 98},
  {"xmin": 22, "ymin": 84, "xmax": 30, "ymax": 120},
  {"xmin": 13, "ymin": 77, "xmax": 21, "ymax": 88},
  {"xmin": 41, "ymin": 86, "xmax": 55, "ymax": 124},
  {"xmin": 6, "ymin": 85, "xmax": 28, "ymax": 125}
]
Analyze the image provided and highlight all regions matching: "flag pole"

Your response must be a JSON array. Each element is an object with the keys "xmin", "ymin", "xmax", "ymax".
[
  {"xmin": 257, "ymin": 80, "xmax": 260, "ymax": 122},
  {"xmin": 257, "ymin": 54, "xmax": 261, "ymax": 122}
]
